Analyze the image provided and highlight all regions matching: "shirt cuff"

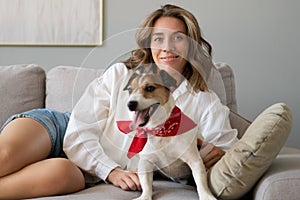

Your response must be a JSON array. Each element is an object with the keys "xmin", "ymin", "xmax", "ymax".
[{"xmin": 95, "ymin": 156, "xmax": 120, "ymax": 182}]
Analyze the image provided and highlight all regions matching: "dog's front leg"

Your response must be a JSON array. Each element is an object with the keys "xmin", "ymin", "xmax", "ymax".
[
  {"xmin": 189, "ymin": 160, "xmax": 216, "ymax": 200},
  {"xmin": 133, "ymin": 159, "xmax": 154, "ymax": 200},
  {"xmin": 181, "ymin": 147, "xmax": 216, "ymax": 200}
]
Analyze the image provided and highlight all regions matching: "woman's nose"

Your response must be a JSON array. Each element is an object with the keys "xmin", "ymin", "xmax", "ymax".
[{"xmin": 162, "ymin": 39, "xmax": 175, "ymax": 52}]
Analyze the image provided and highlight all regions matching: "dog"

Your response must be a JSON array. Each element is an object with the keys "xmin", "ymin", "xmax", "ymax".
[{"xmin": 121, "ymin": 64, "xmax": 216, "ymax": 200}]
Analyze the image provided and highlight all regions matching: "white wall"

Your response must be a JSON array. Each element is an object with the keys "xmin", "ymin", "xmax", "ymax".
[{"xmin": 0, "ymin": 0, "xmax": 299, "ymax": 148}]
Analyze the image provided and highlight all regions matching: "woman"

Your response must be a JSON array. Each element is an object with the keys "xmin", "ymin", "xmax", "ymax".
[
  {"xmin": 0, "ymin": 4, "xmax": 238, "ymax": 199},
  {"xmin": 65, "ymin": 4, "xmax": 237, "ymax": 191}
]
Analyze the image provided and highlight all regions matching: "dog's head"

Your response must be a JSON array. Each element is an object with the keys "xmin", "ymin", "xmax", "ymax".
[{"xmin": 124, "ymin": 64, "xmax": 177, "ymax": 129}]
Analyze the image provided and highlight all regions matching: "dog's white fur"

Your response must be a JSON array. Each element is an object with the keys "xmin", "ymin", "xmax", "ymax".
[{"xmin": 125, "ymin": 66, "xmax": 216, "ymax": 200}]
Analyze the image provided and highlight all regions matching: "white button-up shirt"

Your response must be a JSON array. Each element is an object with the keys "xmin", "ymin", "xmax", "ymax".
[{"xmin": 64, "ymin": 63, "xmax": 238, "ymax": 183}]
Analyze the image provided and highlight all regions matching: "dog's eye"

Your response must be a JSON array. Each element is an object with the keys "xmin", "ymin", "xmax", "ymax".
[
  {"xmin": 145, "ymin": 85, "xmax": 155, "ymax": 92},
  {"xmin": 127, "ymin": 87, "xmax": 133, "ymax": 94}
]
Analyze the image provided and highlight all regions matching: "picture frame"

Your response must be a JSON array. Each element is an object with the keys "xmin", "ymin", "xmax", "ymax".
[{"xmin": 0, "ymin": 0, "xmax": 103, "ymax": 46}]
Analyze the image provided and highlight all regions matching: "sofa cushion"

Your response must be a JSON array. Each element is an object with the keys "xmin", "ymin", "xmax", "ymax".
[
  {"xmin": 215, "ymin": 63, "xmax": 237, "ymax": 112},
  {"xmin": 229, "ymin": 111, "xmax": 251, "ymax": 139},
  {"xmin": 46, "ymin": 63, "xmax": 237, "ymax": 113},
  {"xmin": 0, "ymin": 64, "xmax": 45, "ymax": 127},
  {"xmin": 32, "ymin": 180, "xmax": 198, "ymax": 200},
  {"xmin": 46, "ymin": 66, "xmax": 103, "ymax": 112},
  {"xmin": 208, "ymin": 102, "xmax": 292, "ymax": 199}
]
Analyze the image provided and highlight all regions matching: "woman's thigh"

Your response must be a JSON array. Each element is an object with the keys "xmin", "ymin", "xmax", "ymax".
[
  {"xmin": 0, "ymin": 117, "xmax": 52, "ymax": 176},
  {"xmin": 0, "ymin": 158, "xmax": 85, "ymax": 199}
]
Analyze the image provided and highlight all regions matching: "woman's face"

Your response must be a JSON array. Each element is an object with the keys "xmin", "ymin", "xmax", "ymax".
[{"xmin": 150, "ymin": 17, "xmax": 189, "ymax": 76}]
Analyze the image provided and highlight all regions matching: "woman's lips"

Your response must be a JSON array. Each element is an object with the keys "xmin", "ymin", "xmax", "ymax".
[{"xmin": 159, "ymin": 55, "xmax": 179, "ymax": 62}]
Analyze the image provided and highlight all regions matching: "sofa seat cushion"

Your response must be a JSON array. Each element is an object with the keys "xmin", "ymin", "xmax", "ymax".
[
  {"xmin": 32, "ymin": 180, "xmax": 198, "ymax": 200},
  {"xmin": 208, "ymin": 103, "xmax": 292, "ymax": 199},
  {"xmin": 0, "ymin": 64, "xmax": 45, "ymax": 127}
]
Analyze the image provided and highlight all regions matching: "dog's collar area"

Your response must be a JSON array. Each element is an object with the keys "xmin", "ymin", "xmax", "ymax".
[{"xmin": 117, "ymin": 106, "xmax": 197, "ymax": 158}]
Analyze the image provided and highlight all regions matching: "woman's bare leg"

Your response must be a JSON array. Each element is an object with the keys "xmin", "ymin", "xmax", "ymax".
[
  {"xmin": 0, "ymin": 158, "xmax": 85, "ymax": 199},
  {"xmin": 0, "ymin": 118, "xmax": 51, "ymax": 176},
  {"xmin": 0, "ymin": 118, "xmax": 85, "ymax": 199}
]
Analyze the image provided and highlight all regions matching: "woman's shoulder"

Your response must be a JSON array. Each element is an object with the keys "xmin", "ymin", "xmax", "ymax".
[
  {"xmin": 195, "ymin": 89, "xmax": 221, "ymax": 103},
  {"xmin": 99, "ymin": 63, "xmax": 132, "ymax": 80},
  {"xmin": 193, "ymin": 89, "xmax": 225, "ymax": 111},
  {"xmin": 104, "ymin": 62, "xmax": 129, "ymax": 74}
]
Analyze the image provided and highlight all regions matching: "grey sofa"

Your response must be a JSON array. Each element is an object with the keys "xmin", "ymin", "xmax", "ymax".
[{"xmin": 0, "ymin": 64, "xmax": 299, "ymax": 200}]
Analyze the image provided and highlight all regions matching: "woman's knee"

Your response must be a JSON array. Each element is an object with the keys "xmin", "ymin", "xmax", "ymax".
[
  {"xmin": 41, "ymin": 158, "xmax": 85, "ymax": 194},
  {"xmin": 0, "ymin": 148, "xmax": 10, "ymax": 172}
]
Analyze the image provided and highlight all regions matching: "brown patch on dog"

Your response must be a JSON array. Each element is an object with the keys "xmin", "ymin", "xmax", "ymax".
[
  {"xmin": 139, "ymin": 75, "xmax": 170, "ymax": 105},
  {"xmin": 124, "ymin": 65, "xmax": 177, "ymax": 106}
]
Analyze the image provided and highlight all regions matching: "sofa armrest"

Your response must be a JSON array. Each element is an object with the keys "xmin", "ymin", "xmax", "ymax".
[
  {"xmin": 229, "ymin": 111, "xmax": 251, "ymax": 139},
  {"xmin": 253, "ymin": 147, "xmax": 300, "ymax": 200}
]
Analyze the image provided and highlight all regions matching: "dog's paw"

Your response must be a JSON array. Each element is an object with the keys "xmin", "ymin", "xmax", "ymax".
[
  {"xmin": 133, "ymin": 197, "xmax": 152, "ymax": 200},
  {"xmin": 199, "ymin": 194, "xmax": 216, "ymax": 200},
  {"xmin": 132, "ymin": 195, "xmax": 152, "ymax": 200}
]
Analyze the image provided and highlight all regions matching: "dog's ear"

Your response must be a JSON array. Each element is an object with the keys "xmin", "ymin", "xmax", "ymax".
[
  {"xmin": 159, "ymin": 70, "xmax": 177, "ymax": 90},
  {"xmin": 123, "ymin": 73, "xmax": 138, "ymax": 92}
]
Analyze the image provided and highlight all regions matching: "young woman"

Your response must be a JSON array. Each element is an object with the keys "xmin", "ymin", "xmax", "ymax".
[
  {"xmin": 0, "ymin": 4, "xmax": 238, "ymax": 199},
  {"xmin": 65, "ymin": 4, "xmax": 238, "ymax": 192}
]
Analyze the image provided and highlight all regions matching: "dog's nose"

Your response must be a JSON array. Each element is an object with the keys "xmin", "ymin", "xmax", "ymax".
[{"xmin": 127, "ymin": 101, "xmax": 138, "ymax": 111}]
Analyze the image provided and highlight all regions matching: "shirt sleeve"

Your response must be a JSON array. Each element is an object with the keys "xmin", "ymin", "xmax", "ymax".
[
  {"xmin": 63, "ymin": 65, "xmax": 123, "ymax": 181},
  {"xmin": 199, "ymin": 91, "xmax": 239, "ymax": 151}
]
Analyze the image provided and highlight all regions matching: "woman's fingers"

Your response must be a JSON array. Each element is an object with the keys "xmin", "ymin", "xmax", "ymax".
[
  {"xmin": 107, "ymin": 167, "xmax": 141, "ymax": 191},
  {"xmin": 199, "ymin": 143, "xmax": 225, "ymax": 170},
  {"xmin": 122, "ymin": 171, "xmax": 141, "ymax": 191}
]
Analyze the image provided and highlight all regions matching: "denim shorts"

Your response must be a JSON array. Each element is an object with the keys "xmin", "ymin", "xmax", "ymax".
[{"xmin": 0, "ymin": 108, "xmax": 71, "ymax": 158}]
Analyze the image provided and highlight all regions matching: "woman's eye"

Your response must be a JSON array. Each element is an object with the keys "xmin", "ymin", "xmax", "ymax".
[
  {"xmin": 145, "ymin": 86, "xmax": 155, "ymax": 92},
  {"xmin": 153, "ymin": 37, "xmax": 162, "ymax": 42},
  {"xmin": 174, "ymin": 35, "xmax": 183, "ymax": 41}
]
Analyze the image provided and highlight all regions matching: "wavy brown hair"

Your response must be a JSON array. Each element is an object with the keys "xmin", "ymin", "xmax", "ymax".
[{"xmin": 123, "ymin": 4, "xmax": 213, "ymax": 92}]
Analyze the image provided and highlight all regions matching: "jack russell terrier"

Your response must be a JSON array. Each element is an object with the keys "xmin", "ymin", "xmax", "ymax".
[{"xmin": 118, "ymin": 64, "xmax": 216, "ymax": 200}]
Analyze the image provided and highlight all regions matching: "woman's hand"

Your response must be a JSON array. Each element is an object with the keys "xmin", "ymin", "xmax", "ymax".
[
  {"xmin": 107, "ymin": 167, "xmax": 141, "ymax": 191},
  {"xmin": 197, "ymin": 138, "xmax": 225, "ymax": 170}
]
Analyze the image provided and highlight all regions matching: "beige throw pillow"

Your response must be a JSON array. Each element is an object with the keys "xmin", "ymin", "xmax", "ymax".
[{"xmin": 209, "ymin": 103, "xmax": 292, "ymax": 199}]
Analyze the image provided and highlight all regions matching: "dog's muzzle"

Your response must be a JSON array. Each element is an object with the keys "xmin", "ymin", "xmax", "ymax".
[{"xmin": 127, "ymin": 101, "xmax": 138, "ymax": 111}]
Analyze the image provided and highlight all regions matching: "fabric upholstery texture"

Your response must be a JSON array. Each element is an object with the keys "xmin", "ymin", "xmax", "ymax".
[
  {"xmin": 46, "ymin": 65, "xmax": 102, "ymax": 112},
  {"xmin": 45, "ymin": 64, "xmax": 237, "ymax": 113},
  {"xmin": 33, "ymin": 180, "xmax": 198, "ymax": 200},
  {"xmin": 0, "ymin": 64, "xmax": 45, "ymax": 126},
  {"xmin": 254, "ymin": 151, "xmax": 300, "ymax": 200},
  {"xmin": 208, "ymin": 103, "xmax": 292, "ymax": 199},
  {"xmin": 215, "ymin": 62, "xmax": 237, "ymax": 112},
  {"xmin": 229, "ymin": 111, "xmax": 251, "ymax": 139}
]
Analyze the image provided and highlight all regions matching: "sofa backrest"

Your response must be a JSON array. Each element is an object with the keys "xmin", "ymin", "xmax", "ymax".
[
  {"xmin": 46, "ymin": 64, "xmax": 249, "ymax": 139},
  {"xmin": 0, "ymin": 64, "xmax": 45, "ymax": 126},
  {"xmin": 45, "ymin": 63, "xmax": 238, "ymax": 113},
  {"xmin": 0, "ymin": 63, "xmax": 243, "ymax": 135},
  {"xmin": 46, "ymin": 65, "xmax": 103, "ymax": 112}
]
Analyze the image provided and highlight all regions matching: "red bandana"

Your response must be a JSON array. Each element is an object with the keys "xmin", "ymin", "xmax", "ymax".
[{"xmin": 117, "ymin": 106, "xmax": 197, "ymax": 158}]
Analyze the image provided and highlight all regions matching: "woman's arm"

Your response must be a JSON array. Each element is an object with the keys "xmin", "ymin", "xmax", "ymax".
[
  {"xmin": 63, "ymin": 64, "xmax": 141, "ymax": 190},
  {"xmin": 198, "ymin": 92, "xmax": 238, "ymax": 169},
  {"xmin": 64, "ymin": 76, "xmax": 120, "ymax": 181}
]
